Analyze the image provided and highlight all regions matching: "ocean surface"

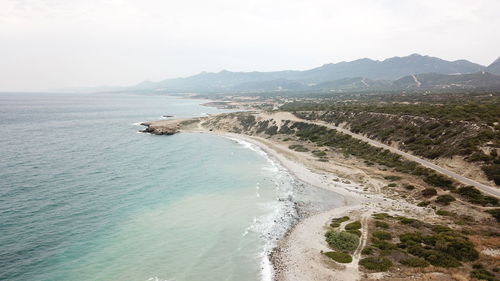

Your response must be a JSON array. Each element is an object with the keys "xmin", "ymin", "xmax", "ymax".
[{"xmin": 0, "ymin": 92, "xmax": 342, "ymax": 281}]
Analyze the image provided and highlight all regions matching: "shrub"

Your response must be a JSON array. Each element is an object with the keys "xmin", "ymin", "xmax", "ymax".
[
  {"xmin": 324, "ymin": 251, "xmax": 353, "ymax": 263},
  {"xmin": 424, "ymin": 174, "xmax": 455, "ymax": 190},
  {"xmin": 372, "ymin": 231, "xmax": 392, "ymax": 240},
  {"xmin": 470, "ymin": 269, "xmax": 496, "ymax": 281},
  {"xmin": 375, "ymin": 221, "xmax": 389, "ymax": 229},
  {"xmin": 432, "ymin": 225, "xmax": 452, "ymax": 233},
  {"xmin": 372, "ymin": 240, "xmax": 397, "ymax": 250},
  {"xmin": 347, "ymin": 229, "xmax": 362, "ymax": 237},
  {"xmin": 330, "ymin": 216, "xmax": 350, "ymax": 228},
  {"xmin": 400, "ymin": 257, "xmax": 429, "ymax": 267},
  {"xmin": 387, "ymin": 183, "xmax": 397, "ymax": 187},
  {"xmin": 435, "ymin": 194, "xmax": 456, "ymax": 205},
  {"xmin": 345, "ymin": 221, "xmax": 362, "ymax": 230},
  {"xmin": 485, "ymin": 209, "xmax": 500, "ymax": 222},
  {"xmin": 325, "ymin": 231, "xmax": 360, "ymax": 252},
  {"xmin": 436, "ymin": 209, "xmax": 455, "ymax": 217},
  {"xmin": 289, "ymin": 144, "xmax": 309, "ymax": 152},
  {"xmin": 457, "ymin": 186, "xmax": 499, "ymax": 206},
  {"xmin": 359, "ymin": 256, "xmax": 393, "ymax": 271},
  {"xmin": 399, "ymin": 217, "xmax": 422, "ymax": 227},
  {"xmin": 384, "ymin": 175, "xmax": 402, "ymax": 181},
  {"xmin": 407, "ymin": 245, "xmax": 461, "ymax": 267},
  {"xmin": 404, "ymin": 184, "xmax": 415, "ymax": 190},
  {"xmin": 372, "ymin": 213, "xmax": 392, "ymax": 220},
  {"xmin": 361, "ymin": 246, "xmax": 374, "ymax": 255},
  {"xmin": 417, "ymin": 201, "xmax": 430, "ymax": 207},
  {"xmin": 422, "ymin": 188, "xmax": 437, "ymax": 197}
]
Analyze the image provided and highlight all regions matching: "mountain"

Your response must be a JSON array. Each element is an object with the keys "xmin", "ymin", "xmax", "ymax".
[
  {"xmin": 393, "ymin": 72, "xmax": 500, "ymax": 90},
  {"xmin": 486, "ymin": 57, "xmax": 500, "ymax": 75},
  {"xmin": 131, "ymin": 54, "xmax": 486, "ymax": 92}
]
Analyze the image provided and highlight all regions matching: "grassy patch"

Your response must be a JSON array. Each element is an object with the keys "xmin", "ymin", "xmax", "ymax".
[
  {"xmin": 325, "ymin": 231, "xmax": 360, "ymax": 252},
  {"xmin": 435, "ymin": 194, "xmax": 456, "ymax": 205},
  {"xmin": 372, "ymin": 231, "xmax": 392, "ymax": 240},
  {"xmin": 359, "ymin": 256, "xmax": 393, "ymax": 271},
  {"xmin": 330, "ymin": 216, "xmax": 350, "ymax": 228},
  {"xmin": 375, "ymin": 221, "xmax": 389, "ymax": 229},
  {"xmin": 400, "ymin": 257, "xmax": 429, "ymax": 267},
  {"xmin": 323, "ymin": 251, "xmax": 353, "ymax": 263},
  {"xmin": 345, "ymin": 221, "xmax": 362, "ymax": 230}
]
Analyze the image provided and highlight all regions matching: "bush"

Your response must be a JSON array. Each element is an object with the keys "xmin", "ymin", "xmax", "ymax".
[
  {"xmin": 375, "ymin": 221, "xmax": 389, "ymax": 229},
  {"xmin": 471, "ymin": 269, "xmax": 496, "ymax": 281},
  {"xmin": 424, "ymin": 174, "xmax": 455, "ymax": 190},
  {"xmin": 372, "ymin": 213, "xmax": 392, "ymax": 220},
  {"xmin": 399, "ymin": 217, "xmax": 422, "ymax": 227},
  {"xmin": 345, "ymin": 221, "xmax": 362, "ymax": 230},
  {"xmin": 361, "ymin": 246, "xmax": 374, "ymax": 255},
  {"xmin": 372, "ymin": 231, "xmax": 392, "ymax": 240},
  {"xmin": 400, "ymin": 257, "xmax": 429, "ymax": 267},
  {"xmin": 457, "ymin": 186, "xmax": 499, "ymax": 206},
  {"xmin": 485, "ymin": 209, "xmax": 500, "ymax": 222},
  {"xmin": 387, "ymin": 183, "xmax": 397, "ymax": 187},
  {"xmin": 347, "ymin": 229, "xmax": 362, "ymax": 237},
  {"xmin": 432, "ymin": 225, "xmax": 452, "ymax": 233},
  {"xmin": 422, "ymin": 188, "xmax": 437, "ymax": 197},
  {"xmin": 384, "ymin": 175, "xmax": 402, "ymax": 181},
  {"xmin": 324, "ymin": 251, "xmax": 352, "ymax": 263},
  {"xmin": 435, "ymin": 194, "xmax": 456, "ymax": 205},
  {"xmin": 330, "ymin": 216, "xmax": 350, "ymax": 228},
  {"xmin": 436, "ymin": 209, "xmax": 455, "ymax": 217},
  {"xmin": 325, "ymin": 231, "xmax": 360, "ymax": 252},
  {"xmin": 404, "ymin": 184, "xmax": 415, "ymax": 190},
  {"xmin": 359, "ymin": 256, "xmax": 393, "ymax": 271},
  {"xmin": 372, "ymin": 240, "xmax": 397, "ymax": 250},
  {"xmin": 417, "ymin": 201, "xmax": 431, "ymax": 207}
]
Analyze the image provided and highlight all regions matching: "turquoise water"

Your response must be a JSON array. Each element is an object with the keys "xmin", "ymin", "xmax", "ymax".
[{"xmin": 0, "ymin": 92, "xmax": 314, "ymax": 281}]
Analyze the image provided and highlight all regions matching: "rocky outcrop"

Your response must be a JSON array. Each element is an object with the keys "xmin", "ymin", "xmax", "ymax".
[{"xmin": 140, "ymin": 121, "xmax": 180, "ymax": 135}]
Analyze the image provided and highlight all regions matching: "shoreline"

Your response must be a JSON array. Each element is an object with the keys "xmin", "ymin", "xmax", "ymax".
[{"xmin": 184, "ymin": 129, "xmax": 379, "ymax": 281}]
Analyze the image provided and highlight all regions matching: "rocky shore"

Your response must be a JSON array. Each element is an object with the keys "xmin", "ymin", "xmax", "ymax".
[{"xmin": 140, "ymin": 120, "xmax": 182, "ymax": 135}]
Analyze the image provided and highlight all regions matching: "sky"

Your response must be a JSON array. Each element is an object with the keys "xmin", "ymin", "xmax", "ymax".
[{"xmin": 1, "ymin": 0, "xmax": 499, "ymax": 91}]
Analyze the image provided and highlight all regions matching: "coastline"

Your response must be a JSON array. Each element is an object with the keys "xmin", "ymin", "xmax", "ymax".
[{"xmin": 186, "ymin": 128, "xmax": 379, "ymax": 281}]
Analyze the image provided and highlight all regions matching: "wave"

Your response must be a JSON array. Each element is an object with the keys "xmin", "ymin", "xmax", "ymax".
[{"xmin": 228, "ymin": 136, "xmax": 299, "ymax": 281}]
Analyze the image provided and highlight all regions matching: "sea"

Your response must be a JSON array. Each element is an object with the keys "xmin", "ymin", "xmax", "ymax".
[{"xmin": 0, "ymin": 92, "xmax": 343, "ymax": 281}]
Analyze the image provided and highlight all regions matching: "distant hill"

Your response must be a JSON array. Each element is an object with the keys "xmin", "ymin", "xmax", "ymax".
[
  {"xmin": 130, "ymin": 54, "xmax": 490, "ymax": 92},
  {"xmin": 486, "ymin": 57, "xmax": 500, "ymax": 75},
  {"xmin": 393, "ymin": 72, "xmax": 500, "ymax": 90}
]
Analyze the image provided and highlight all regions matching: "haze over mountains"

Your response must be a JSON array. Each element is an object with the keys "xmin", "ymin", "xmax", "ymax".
[{"xmin": 68, "ymin": 54, "xmax": 500, "ymax": 93}]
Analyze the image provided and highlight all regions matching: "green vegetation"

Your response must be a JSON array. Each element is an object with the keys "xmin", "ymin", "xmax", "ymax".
[
  {"xmin": 404, "ymin": 184, "xmax": 415, "ymax": 190},
  {"xmin": 282, "ymin": 96, "xmax": 500, "ymax": 186},
  {"xmin": 387, "ymin": 183, "xmax": 397, "ymax": 187},
  {"xmin": 288, "ymin": 144, "xmax": 309, "ymax": 152},
  {"xmin": 361, "ymin": 246, "xmax": 374, "ymax": 255},
  {"xmin": 417, "ymin": 201, "xmax": 431, "ymax": 207},
  {"xmin": 398, "ymin": 231, "xmax": 478, "ymax": 268},
  {"xmin": 421, "ymin": 188, "xmax": 437, "ymax": 197},
  {"xmin": 323, "ymin": 251, "xmax": 353, "ymax": 263},
  {"xmin": 372, "ymin": 213, "xmax": 392, "ymax": 220},
  {"xmin": 372, "ymin": 231, "xmax": 392, "ymax": 240},
  {"xmin": 457, "ymin": 186, "xmax": 499, "ymax": 206},
  {"xmin": 330, "ymin": 216, "xmax": 350, "ymax": 228},
  {"xmin": 375, "ymin": 221, "xmax": 389, "ymax": 229},
  {"xmin": 345, "ymin": 221, "xmax": 362, "ymax": 231},
  {"xmin": 398, "ymin": 217, "xmax": 422, "ymax": 227},
  {"xmin": 384, "ymin": 175, "xmax": 402, "ymax": 181},
  {"xmin": 359, "ymin": 256, "xmax": 393, "ymax": 271},
  {"xmin": 435, "ymin": 194, "xmax": 456, "ymax": 205},
  {"xmin": 485, "ymin": 209, "xmax": 500, "ymax": 222},
  {"xmin": 347, "ymin": 229, "xmax": 361, "ymax": 237},
  {"xmin": 471, "ymin": 265, "xmax": 497, "ymax": 281},
  {"xmin": 325, "ymin": 231, "xmax": 360, "ymax": 252},
  {"xmin": 400, "ymin": 257, "xmax": 429, "ymax": 267},
  {"xmin": 436, "ymin": 209, "xmax": 455, "ymax": 217}
]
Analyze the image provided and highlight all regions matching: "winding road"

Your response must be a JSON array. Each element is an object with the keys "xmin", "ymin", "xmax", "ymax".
[{"xmin": 281, "ymin": 113, "xmax": 500, "ymax": 198}]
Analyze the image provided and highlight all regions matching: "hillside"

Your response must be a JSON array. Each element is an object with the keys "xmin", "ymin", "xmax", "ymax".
[{"xmin": 130, "ymin": 54, "xmax": 491, "ymax": 93}]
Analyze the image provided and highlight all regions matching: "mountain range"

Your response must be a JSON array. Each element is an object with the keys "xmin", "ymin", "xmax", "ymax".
[{"xmin": 61, "ymin": 54, "xmax": 500, "ymax": 93}]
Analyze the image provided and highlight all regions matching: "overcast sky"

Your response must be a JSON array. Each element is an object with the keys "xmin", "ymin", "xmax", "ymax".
[{"xmin": 1, "ymin": 0, "xmax": 499, "ymax": 91}]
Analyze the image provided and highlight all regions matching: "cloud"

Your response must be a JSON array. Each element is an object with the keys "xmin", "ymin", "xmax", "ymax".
[{"xmin": 0, "ymin": 0, "xmax": 499, "ymax": 90}]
